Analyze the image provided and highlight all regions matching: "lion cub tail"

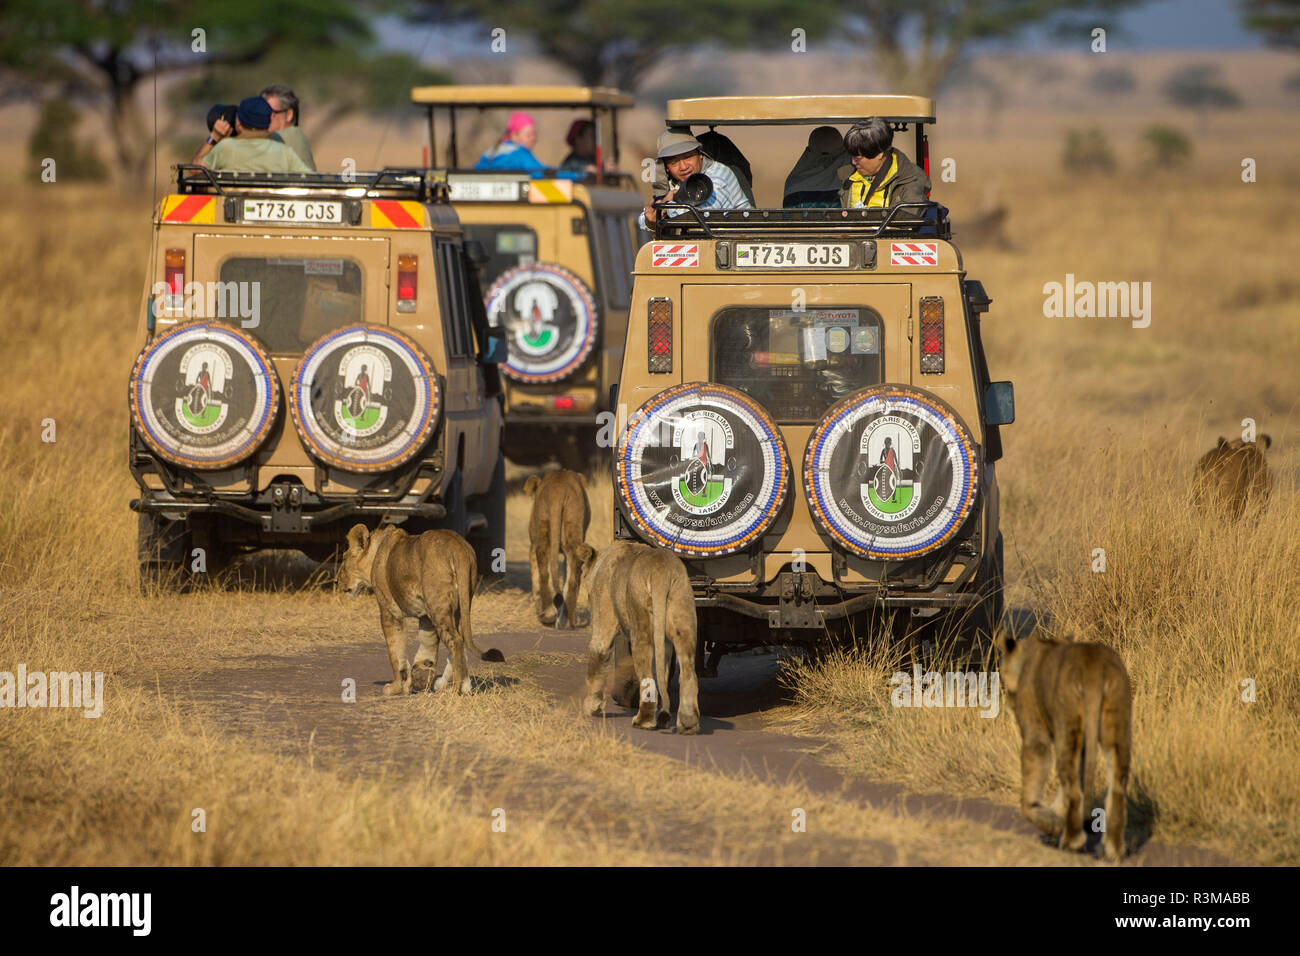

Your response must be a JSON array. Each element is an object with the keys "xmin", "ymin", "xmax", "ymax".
[
  {"xmin": 1082, "ymin": 678, "xmax": 1103, "ymax": 806},
  {"xmin": 458, "ymin": 545, "xmax": 505, "ymax": 663}
]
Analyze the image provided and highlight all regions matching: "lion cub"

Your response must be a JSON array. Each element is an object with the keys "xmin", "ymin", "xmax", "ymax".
[
  {"xmin": 583, "ymin": 541, "xmax": 700, "ymax": 734},
  {"xmin": 997, "ymin": 631, "xmax": 1131, "ymax": 861},
  {"xmin": 338, "ymin": 525, "xmax": 503, "ymax": 696},
  {"xmin": 1194, "ymin": 434, "xmax": 1273, "ymax": 522},
  {"xmin": 524, "ymin": 470, "xmax": 596, "ymax": 628}
]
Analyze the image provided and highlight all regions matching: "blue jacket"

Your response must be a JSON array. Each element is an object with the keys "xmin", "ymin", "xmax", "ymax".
[{"xmin": 474, "ymin": 141, "xmax": 546, "ymax": 172}]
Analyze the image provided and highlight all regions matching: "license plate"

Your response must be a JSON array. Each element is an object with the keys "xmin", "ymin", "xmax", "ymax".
[
  {"xmin": 734, "ymin": 243, "xmax": 851, "ymax": 268},
  {"xmin": 242, "ymin": 199, "xmax": 342, "ymax": 223},
  {"xmin": 448, "ymin": 180, "xmax": 522, "ymax": 202}
]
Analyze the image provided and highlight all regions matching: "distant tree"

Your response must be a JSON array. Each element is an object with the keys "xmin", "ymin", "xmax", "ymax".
[
  {"xmin": 1091, "ymin": 66, "xmax": 1138, "ymax": 96},
  {"xmin": 411, "ymin": 0, "xmax": 838, "ymax": 92},
  {"xmin": 1163, "ymin": 64, "xmax": 1242, "ymax": 129},
  {"xmin": 1140, "ymin": 124, "xmax": 1192, "ymax": 168},
  {"xmin": 28, "ymin": 100, "xmax": 107, "ymax": 182},
  {"xmin": 838, "ymin": 1, "xmax": 1147, "ymax": 96},
  {"xmin": 1062, "ymin": 128, "xmax": 1116, "ymax": 174},
  {"xmin": 1241, "ymin": 0, "xmax": 1300, "ymax": 47}
]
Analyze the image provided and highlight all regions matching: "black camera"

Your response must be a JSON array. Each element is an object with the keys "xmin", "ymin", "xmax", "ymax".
[{"xmin": 206, "ymin": 104, "xmax": 238, "ymax": 137}]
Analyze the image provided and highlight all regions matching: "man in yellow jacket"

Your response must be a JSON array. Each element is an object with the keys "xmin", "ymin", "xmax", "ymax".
[{"xmin": 840, "ymin": 117, "xmax": 931, "ymax": 210}]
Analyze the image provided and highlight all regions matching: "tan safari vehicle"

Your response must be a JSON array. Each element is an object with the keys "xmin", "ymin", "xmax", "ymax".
[
  {"xmin": 128, "ymin": 166, "xmax": 507, "ymax": 590},
  {"xmin": 610, "ymin": 95, "xmax": 1014, "ymax": 666},
  {"xmin": 411, "ymin": 85, "xmax": 646, "ymax": 469}
]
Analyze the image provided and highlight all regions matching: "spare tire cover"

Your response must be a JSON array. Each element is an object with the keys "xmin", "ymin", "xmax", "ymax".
[
  {"xmin": 290, "ymin": 324, "xmax": 441, "ymax": 473},
  {"xmin": 129, "ymin": 321, "xmax": 279, "ymax": 470},
  {"xmin": 484, "ymin": 262, "xmax": 598, "ymax": 383},
  {"xmin": 616, "ymin": 382, "xmax": 789, "ymax": 558},
  {"xmin": 803, "ymin": 384, "xmax": 979, "ymax": 561}
]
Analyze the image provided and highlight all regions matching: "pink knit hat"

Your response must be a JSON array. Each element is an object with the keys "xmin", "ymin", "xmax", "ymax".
[{"xmin": 505, "ymin": 111, "xmax": 535, "ymax": 135}]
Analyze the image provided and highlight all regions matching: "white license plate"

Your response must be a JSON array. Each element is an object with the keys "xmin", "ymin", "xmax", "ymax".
[
  {"xmin": 734, "ymin": 243, "xmax": 851, "ymax": 268},
  {"xmin": 242, "ymin": 199, "xmax": 342, "ymax": 223},
  {"xmin": 448, "ymin": 180, "xmax": 522, "ymax": 202}
]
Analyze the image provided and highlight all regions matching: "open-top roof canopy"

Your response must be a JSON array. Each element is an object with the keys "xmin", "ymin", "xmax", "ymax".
[
  {"xmin": 411, "ymin": 85, "xmax": 634, "ymax": 109},
  {"xmin": 666, "ymin": 94, "xmax": 935, "ymax": 126}
]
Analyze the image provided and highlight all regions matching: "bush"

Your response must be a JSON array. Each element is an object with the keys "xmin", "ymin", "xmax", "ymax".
[
  {"xmin": 27, "ymin": 99, "xmax": 106, "ymax": 183},
  {"xmin": 1141, "ymin": 125, "xmax": 1193, "ymax": 169},
  {"xmin": 1091, "ymin": 66, "xmax": 1137, "ymax": 97},
  {"xmin": 1061, "ymin": 127, "xmax": 1116, "ymax": 174}
]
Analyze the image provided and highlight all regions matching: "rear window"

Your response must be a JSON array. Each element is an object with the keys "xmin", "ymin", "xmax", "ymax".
[
  {"xmin": 218, "ymin": 257, "xmax": 363, "ymax": 353},
  {"xmin": 461, "ymin": 225, "xmax": 537, "ymax": 290},
  {"xmin": 711, "ymin": 307, "xmax": 884, "ymax": 423}
]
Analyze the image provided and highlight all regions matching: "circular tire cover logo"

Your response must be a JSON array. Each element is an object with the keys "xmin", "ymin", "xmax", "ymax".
[
  {"xmin": 485, "ymin": 263, "xmax": 598, "ymax": 383},
  {"xmin": 290, "ymin": 324, "xmax": 441, "ymax": 473},
  {"xmin": 129, "ymin": 321, "xmax": 279, "ymax": 470},
  {"xmin": 803, "ymin": 384, "xmax": 979, "ymax": 560},
  {"xmin": 617, "ymin": 382, "xmax": 789, "ymax": 558}
]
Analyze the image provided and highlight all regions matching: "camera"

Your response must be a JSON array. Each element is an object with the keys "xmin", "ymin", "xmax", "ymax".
[{"xmin": 206, "ymin": 104, "xmax": 238, "ymax": 137}]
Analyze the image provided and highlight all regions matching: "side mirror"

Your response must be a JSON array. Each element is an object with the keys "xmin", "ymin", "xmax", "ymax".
[
  {"xmin": 463, "ymin": 239, "xmax": 489, "ymax": 266},
  {"xmin": 985, "ymin": 381, "xmax": 1015, "ymax": 426}
]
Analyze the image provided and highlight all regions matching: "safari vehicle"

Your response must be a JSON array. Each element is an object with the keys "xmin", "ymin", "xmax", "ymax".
[
  {"xmin": 411, "ymin": 85, "xmax": 645, "ymax": 469},
  {"xmin": 128, "ymin": 166, "xmax": 507, "ymax": 590},
  {"xmin": 610, "ymin": 95, "xmax": 1014, "ymax": 663}
]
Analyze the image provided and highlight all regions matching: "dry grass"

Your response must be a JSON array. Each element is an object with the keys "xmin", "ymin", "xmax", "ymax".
[{"xmin": 2, "ymin": 123, "xmax": 1297, "ymax": 863}]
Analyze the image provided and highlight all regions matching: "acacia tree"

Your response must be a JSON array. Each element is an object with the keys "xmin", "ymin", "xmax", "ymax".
[
  {"xmin": 412, "ymin": 0, "xmax": 838, "ymax": 92},
  {"xmin": 838, "ymin": 0, "xmax": 1146, "ymax": 96},
  {"xmin": 0, "ymin": 0, "xmax": 373, "ymax": 183},
  {"xmin": 1241, "ymin": 0, "xmax": 1300, "ymax": 47}
]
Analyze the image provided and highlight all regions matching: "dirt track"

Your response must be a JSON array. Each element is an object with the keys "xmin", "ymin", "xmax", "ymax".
[{"xmin": 171, "ymin": 563, "xmax": 1232, "ymax": 867}]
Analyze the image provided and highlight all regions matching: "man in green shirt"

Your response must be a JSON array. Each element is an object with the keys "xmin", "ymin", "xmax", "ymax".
[
  {"xmin": 195, "ymin": 97, "xmax": 312, "ymax": 173},
  {"xmin": 262, "ymin": 84, "xmax": 317, "ymax": 171}
]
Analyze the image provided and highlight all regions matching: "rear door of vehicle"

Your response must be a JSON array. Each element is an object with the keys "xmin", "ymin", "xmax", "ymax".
[
  {"xmin": 192, "ymin": 233, "xmax": 391, "ymax": 476},
  {"xmin": 682, "ymin": 282, "xmax": 912, "ymax": 578}
]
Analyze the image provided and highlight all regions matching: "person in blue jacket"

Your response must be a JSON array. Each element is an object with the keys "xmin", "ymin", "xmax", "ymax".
[{"xmin": 474, "ymin": 111, "xmax": 546, "ymax": 172}]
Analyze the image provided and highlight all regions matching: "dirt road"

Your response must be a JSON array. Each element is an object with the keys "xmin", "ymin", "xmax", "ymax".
[{"xmin": 169, "ymin": 562, "xmax": 1230, "ymax": 867}]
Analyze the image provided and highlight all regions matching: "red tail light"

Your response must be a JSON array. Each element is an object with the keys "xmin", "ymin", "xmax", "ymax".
[
  {"xmin": 164, "ymin": 248, "xmax": 185, "ymax": 312},
  {"xmin": 647, "ymin": 297, "xmax": 672, "ymax": 373},
  {"xmin": 397, "ymin": 254, "xmax": 417, "ymax": 313},
  {"xmin": 919, "ymin": 296, "xmax": 944, "ymax": 374}
]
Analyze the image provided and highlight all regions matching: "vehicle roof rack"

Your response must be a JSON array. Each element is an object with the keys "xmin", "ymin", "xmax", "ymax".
[
  {"xmin": 653, "ymin": 202, "xmax": 951, "ymax": 240},
  {"xmin": 174, "ymin": 165, "xmax": 441, "ymax": 201}
]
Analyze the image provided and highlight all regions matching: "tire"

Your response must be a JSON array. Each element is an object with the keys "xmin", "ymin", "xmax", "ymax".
[
  {"xmin": 466, "ymin": 453, "xmax": 507, "ymax": 577},
  {"xmin": 958, "ymin": 531, "xmax": 1004, "ymax": 655},
  {"xmin": 803, "ymin": 384, "xmax": 980, "ymax": 562},
  {"xmin": 615, "ymin": 382, "xmax": 791, "ymax": 559},
  {"xmin": 129, "ymin": 321, "xmax": 280, "ymax": 470},
  {"xmin": 485, "ymin": 263, "xmax": 599, "ymax": 384},
  {"xmin": 137, "ymin": 512, "xmax": 190, "ymax": 594},
  {"xmin": 289, "ymin": 324, "xmax": 442, "ymax": 473}
]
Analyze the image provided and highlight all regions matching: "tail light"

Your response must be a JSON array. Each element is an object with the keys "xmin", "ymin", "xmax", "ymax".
[
  {"xmin": 647, "ymin": 297, "xmax": 672, "ymax": 373},
  {"xmin": 396, "ymin": 254, "xmax": 417, "ymax": 313},
  {"xmin": 919, "ymin": 296, "xmax": 944, "ymax": 374},
  {"xmin": 554, "ymin": 395, "xmax": 575, "ymax": 411},
  {"xmin": 164, "ymin": 248, "xmax": 185, "ymax": 313}
]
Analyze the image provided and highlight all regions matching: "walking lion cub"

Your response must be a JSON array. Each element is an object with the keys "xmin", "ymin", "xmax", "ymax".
[
  {"xmin": 583, "ymin": 540, "xmax": 700, "ymax": 734},
  {"xmin": 997, "ymin": 631, "xmax": 1132, "ymax": 861},
  {"xmin": 1193, "ymin": 434, "xmax": 1273, "ymax": 522},
  {"xmin": 338, "ymin": 525, "xmax": 504, "ymax": 696},
  {"xmin": 524, "ymin": 470, "xmax": 595, "ymax": 629}
]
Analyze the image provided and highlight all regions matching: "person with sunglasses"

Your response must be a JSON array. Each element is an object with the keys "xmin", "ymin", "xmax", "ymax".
[{"xmin": 839, "ymin": 117, "xmax": 930, "ymax": 210}]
